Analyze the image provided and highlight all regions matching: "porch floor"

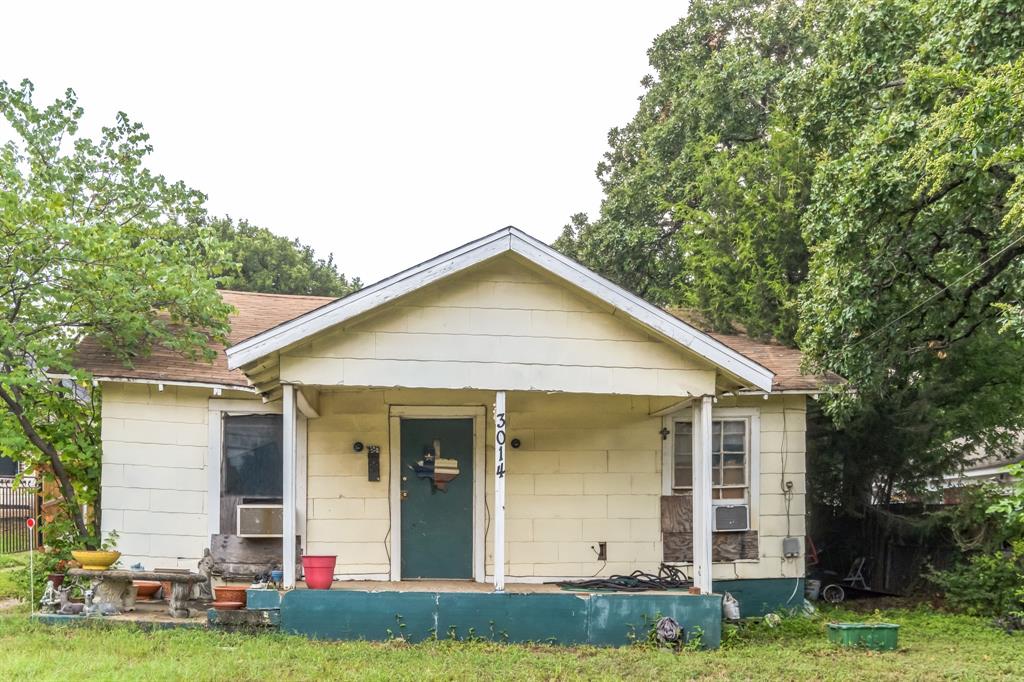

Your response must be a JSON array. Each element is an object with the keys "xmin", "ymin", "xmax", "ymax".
[{"xmin": 302, "ymin": 580, "xmax": 695, "ymax": 594}]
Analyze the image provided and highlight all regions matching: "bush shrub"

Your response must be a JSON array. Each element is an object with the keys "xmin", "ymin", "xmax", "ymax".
[
  {"xmin": 931, "ymin": 540, "xmax": 1024, "ymax": 618},
  {"xmin": 932, "ymin": 463, "xmax": 1024, "ymax": 620}
]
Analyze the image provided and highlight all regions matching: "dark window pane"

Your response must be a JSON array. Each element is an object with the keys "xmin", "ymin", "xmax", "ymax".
[
  {"xmin": 723, "ymin": 468, "xmax": 745, "ymax": 485},
  {"xmin": 722, "ymin": 420, "xmax": 745, "ymax": 452},
  {"xmin": 0, "ymin": 456, "xmax": 17, "ymax": 477},
  {"xmin": 673, "ymin": 422, "xmax": 693, "ymax": 489},
  {"xmin": 674, "ymin": 424, "xmax": 692, "ymax": 453},
  {"xmin": 222, "ymin": 414, "xmax": 283, "ymax": 497},
  {"xmin": 723, "ymin": 420, "xmax": 745, "ymax": 435},
  {"xmin": 724, "ymin": 452, "xmax": 745, "ymax": 468}
]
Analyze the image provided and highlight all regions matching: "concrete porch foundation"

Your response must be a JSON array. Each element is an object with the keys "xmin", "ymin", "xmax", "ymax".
[{"xmin": 280, "ymin": 584, "xmax": 723, "ymax": 648}]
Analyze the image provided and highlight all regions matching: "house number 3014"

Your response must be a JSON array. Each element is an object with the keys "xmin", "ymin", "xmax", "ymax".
[{"xmin": 495, "ymin": 412, "xmax": 506, "ymax": 478}]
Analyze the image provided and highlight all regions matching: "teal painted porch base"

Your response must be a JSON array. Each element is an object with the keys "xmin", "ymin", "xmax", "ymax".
[
  {"xmin": 281, "ymin": 589, "xmax": 723, "ymax": 648},
  {"xmin": 714, "ymin": 578, "xmax": 805, "ymax": 617}
]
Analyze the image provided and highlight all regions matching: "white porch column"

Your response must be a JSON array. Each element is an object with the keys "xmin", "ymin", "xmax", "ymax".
[
  {"xmin": 282, "ymin": 384, "xmax": 297, "ymax": 589},
  {"xmin": 493, "ymin": 390, "xmax": 507, "ymax": 592},
  {"xmin": 691, "ymin": 395, "xmax": 714, "ymax": 594}
]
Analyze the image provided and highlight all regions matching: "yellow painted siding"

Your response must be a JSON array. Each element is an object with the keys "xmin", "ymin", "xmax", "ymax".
[
  {"xmin": 100, "ymin": 383, "xmax": 805, "ymax": 582},
  {"xmin": 306, "ymin": 389, "xmax": 806, "ymax": 581},
  {"xmin": 712, "ymin": 395, "xmax": 806, "ymax": 581},
  {"xmin": 493, "ymin": 392, "xmax": 664, "ymax": 579},
  {"xmin": 280, "ymin": 256, "xmax": 717, "ymax": 397},
  {"xmin": 100, "ymin": 383, "xmax": 219, "ymax": 569}
]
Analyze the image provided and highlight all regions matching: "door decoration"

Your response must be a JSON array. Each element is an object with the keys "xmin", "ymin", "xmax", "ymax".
[{"xmin": 410, "ymin": 439, "xmax": 460, "ymax": 492}]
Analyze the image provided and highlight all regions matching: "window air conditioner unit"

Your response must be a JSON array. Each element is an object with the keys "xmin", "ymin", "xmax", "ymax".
[
  {"xmin": 236, "ymin": 504, "xmax": 284, "ymax": 537},
  {"xmin": 714, "ymin": 504, "xmax": 749, "ymax": 532}
]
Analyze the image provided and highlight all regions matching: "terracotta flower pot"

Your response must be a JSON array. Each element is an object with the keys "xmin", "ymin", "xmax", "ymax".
[
  {"xmin": 133, "ymin": 580, "xmax": 162, "ymax": 601},
  {"xmin": 301, "ymin": 555, "xmax": 337, "ymax": 590},
  {"xmin": 155, "ymin": 568, "xmax": 190, "ymax": 601},
  {"xmin": 70, "ymin": 550, "xmax": 121, "ymax": 571},
  {"xmin": 47, "ymin": 573, "xmax": 65, "ymax": 589},
  {"xmin": 214, "ymin": 585, "xmax": 247, "ymax": 605}
]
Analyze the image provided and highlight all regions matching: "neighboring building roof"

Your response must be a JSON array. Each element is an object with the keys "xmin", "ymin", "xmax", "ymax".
[
  {"xmin": 942, "ymin": 434, "xmax": 1024, "ymax": 484},
  {"xmin": 75, "ymin": 291, "xmax": 837, "ymax": 394},
  {"xmin": 707, "ymin": 333, "xmax": 841, "ymax": 393},
  {"xmin": 73, "ymin": 290, "xmax": 334, "ymax": 390},
  {"xmin": 225, "ymin": 227, "xmax": 775, "ymax": 392}
]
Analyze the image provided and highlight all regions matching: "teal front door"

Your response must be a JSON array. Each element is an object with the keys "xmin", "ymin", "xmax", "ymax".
[{"xmin": 400, "ymin": 418, "xmax": 474, "ymax": 579}]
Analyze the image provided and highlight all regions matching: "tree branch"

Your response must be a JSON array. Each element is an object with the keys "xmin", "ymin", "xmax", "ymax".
[{"xmin": 0, "ymin": 382, "xmax": 91, "ymax": 543}]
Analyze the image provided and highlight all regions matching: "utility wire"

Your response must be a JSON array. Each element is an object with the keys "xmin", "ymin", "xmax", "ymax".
[{"xmin": 847, "ymin": 230, "xmax": 1024, "ymax": 350}]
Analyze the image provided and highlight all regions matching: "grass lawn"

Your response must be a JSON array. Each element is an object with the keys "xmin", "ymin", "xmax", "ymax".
[
  {"xmin": 0, "ymin": 602, "xmax": 1020, "ymax": 680},
  {"xmin": 0, "ymin": 552, "xmax": 29, "ymax": 601}
]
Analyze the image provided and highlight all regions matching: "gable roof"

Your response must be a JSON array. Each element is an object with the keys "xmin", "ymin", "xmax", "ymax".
[
  {"xmin": 72, "ymin": 290, "xmax": 334, "ymax": 390},
  {"xmin": 74, "ymin": 289, "xmax": 834, "ymax": 393},
  {"xmin": 224, "ymin": 227, "xmax": 775, "ymax": 392}
]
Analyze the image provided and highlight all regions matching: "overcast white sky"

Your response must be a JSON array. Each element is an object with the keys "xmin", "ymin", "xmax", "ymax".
[{"xmin": 2, "ymin": 2, "xmax": 686, "ymax": 282}]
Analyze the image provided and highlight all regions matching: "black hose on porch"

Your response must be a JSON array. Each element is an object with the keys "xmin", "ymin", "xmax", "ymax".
[{"xmin": 555, "ymin": 564, "xmax": 691, "ymax": 592}]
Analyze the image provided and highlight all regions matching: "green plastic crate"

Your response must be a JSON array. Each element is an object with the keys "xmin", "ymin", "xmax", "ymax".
[{"xmin": 827, "ymin": 623, "xmax": 900, "ymax": 651}]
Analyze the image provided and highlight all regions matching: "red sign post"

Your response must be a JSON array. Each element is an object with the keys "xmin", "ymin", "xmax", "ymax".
[{"xmin": 26, "ymin": 516, "xmax": 36, "ymax": 614}]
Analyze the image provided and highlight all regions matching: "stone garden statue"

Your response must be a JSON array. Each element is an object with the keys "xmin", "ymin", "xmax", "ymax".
[
  {"xmin": 82, "ymin": 587, "xmax": 99, "ymax": 617},
  {"xmin": 196, "ymin": 548, "xmax": 214, "ymax": 601},
  {"xmin": 39, "ymin": 580, "xmax": 60, "ymax": 614}
]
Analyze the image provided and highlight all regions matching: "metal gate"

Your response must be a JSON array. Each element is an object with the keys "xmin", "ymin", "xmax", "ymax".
[{"xmin": 0, "ymin": 477, "xmax": 40, "ymax": 554}]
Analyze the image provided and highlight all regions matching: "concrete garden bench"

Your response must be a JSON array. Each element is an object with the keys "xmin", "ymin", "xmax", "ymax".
[{"xmin": 68, "ymin": 568, "xmax": 206, "ymax": 618}]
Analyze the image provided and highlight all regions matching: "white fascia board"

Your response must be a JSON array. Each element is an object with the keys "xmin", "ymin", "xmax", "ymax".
[
  {"xmin": 226, "ymin": 229, "xmax": 513, "ymax": 369},
  {"xmin": 50, "ymin": 373, "xmax": 255, "ymax": 393},
  {"xmin": 507, "ymin": 229, "xmax": 774, "ymax": 392}
]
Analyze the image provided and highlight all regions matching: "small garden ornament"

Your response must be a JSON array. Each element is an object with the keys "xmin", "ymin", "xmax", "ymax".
[
  {"xmin": 196, "ymin": 549, "xmax": 214, "ymax": 601},
  {"xmin": 39, "ymin": 580, "xmax": 61, "ymax": 614}
]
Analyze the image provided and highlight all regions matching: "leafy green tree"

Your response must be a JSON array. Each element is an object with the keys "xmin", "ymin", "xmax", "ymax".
[
  {"xmin": 559, "ymin": 0, "xmax": 1024, "ymax": 523},
  {"xmin": 797, "ymin": 0, "xmax": 1024, "ymax": 407},
  {"xmin": 556, "ymin": 0, "xmax": 814, "ymax": 343},
  {"xmin": 797, "ymin": 0, "xmax": 1024, "ymax": 514},
  {"xmin": 0, "ymin": 80, "xmax": 233, "ymax": 548},
  {"xmin": 215, "ymin": 218, "xmax": 360, "ymax": 297}
]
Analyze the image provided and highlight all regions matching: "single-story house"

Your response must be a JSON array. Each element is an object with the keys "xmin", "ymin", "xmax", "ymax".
[{"xmin": 75, "ymin": 227, "xmax": 836, "ymax": 643}]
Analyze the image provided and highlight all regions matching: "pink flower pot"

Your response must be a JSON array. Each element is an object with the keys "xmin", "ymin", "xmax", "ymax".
[{"xmin": 301, "ymin": 555, "xmax": 336, "ymax": 590}]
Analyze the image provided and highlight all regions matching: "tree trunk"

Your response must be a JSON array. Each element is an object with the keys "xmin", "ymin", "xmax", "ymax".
[{"xmin": 0, "ymin": 384, "xmax": 93, "ymax": 546}]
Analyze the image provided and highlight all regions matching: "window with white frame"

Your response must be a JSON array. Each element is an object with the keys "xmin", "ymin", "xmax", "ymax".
[{"xmin": 673, "ymin": 418, "xmax": 750, "ymax": 503}]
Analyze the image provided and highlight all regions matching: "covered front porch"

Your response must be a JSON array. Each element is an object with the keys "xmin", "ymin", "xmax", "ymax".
[{"xmin": 263, "ymin": 385, "xmax": 725, "ymax": 597}]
